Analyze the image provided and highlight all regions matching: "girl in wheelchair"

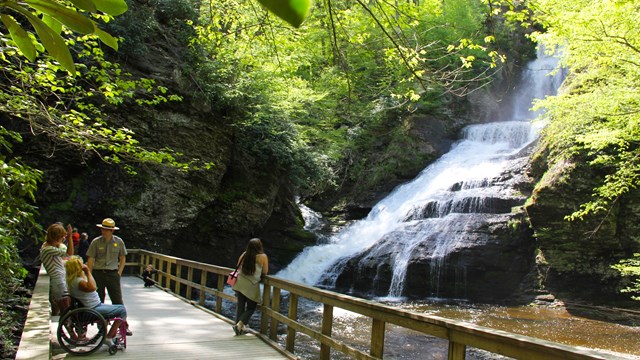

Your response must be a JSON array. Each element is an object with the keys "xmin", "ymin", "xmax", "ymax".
[{"xmin": 64, "ymin": 256, "xmax": 129, "ymax": 350}]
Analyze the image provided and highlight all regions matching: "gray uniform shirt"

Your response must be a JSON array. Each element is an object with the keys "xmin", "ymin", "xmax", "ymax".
[{"xmin": 86, "ymin": 235, "xmax": 127, "ymax": 270}]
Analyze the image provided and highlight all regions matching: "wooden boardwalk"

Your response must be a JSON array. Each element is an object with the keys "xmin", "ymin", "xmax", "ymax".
[
  {"xmin": 50, "ymin": 276, "xmax": 288, "ymax": 359},
  {"xmin": 17, "ymin": 250, "xmax": 634, "ymax": 360}
]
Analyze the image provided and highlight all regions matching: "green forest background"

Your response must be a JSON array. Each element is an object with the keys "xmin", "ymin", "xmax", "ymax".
[{"xmin": 1, "ymin": 0, "xmax": 639, "ymax": 356}]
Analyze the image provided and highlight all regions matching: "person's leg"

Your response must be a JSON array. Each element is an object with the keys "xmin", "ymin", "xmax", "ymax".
[
  {"xmin": 238, "ymin": 298, "xmax": 257, "ymax": 326},
  {"xmin": 235, "ymin": 291, "xmax": 246, "ymax": 323},
  {"xmin": 94, "ymin": 303, "xmax": 127, "ymax": 340},
  {"xmin": 50, "ymin": 293, "xmax": 60, "ymax": 316},
  {"xmin": 106, "ymin": 319, "xmax": 122, "ymax": 338},
  {"xmin": 233, "ymin": 291, "xmax": 250, "ymax": 335},
  {"xmin": 94, "ymin": 303, "xmax": 127, "ymax": 321},
  {"xmin": 105, "ymin": 271, "xmax": 123, "ymax": 304},
  {"xmin": 92, "ymin": 271, "xmax": 107, "ymax": 303}
]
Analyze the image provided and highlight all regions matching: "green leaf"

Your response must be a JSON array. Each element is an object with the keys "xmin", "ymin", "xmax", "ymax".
[
  {"xmin": 0, "ymin": 14, "xmax": 37, "ymax": 61},
  {"xmin": 257, "ymin": 0, "xmax": 311, "ymax": 27},
  {"xmin": 42, "ymin": 14, "xmax": 63, "ymax": 34},
  {"xmin": 94, "ymin": 0, "xmax": 128, "ymax": 16},
  {"xmin": 69, "ymin": 0, "xmax": 97, "ymax": 13},
  {"xmin": 7, "ymin": 3, "xmax": 76, "ymax": 74},
  {"xmin": 94, "ymin": 26, "xmax": 118, "ymax": 50},
  {"xmin": 25, "ymin": 0, "xmax": 95, "ymax": 34}
]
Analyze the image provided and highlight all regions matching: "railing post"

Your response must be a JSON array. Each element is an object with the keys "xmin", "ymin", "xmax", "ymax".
[
  {"xmin": 152, "ymin": 257, "xmax": 158, "ymax": 280},
  {"xmin": 139, "ymin": 253, "xmax": 146, "ymax": 275},
  {"xmin": 285, "ymin": 293, "xmax": 298, "ymax": 353},
  {"xmin": 176, "ymin": 263, "xmax": 182, "ymax": 296},
  {"xmin": 199, "ymin": 270, "xmax": 207, "ymax": 306},
  {"xmin": 269, "ymin": 288, "xmax": 281, "ymax": 341},
  {"xmin": 216, "ymin": 274, "xmax": 224, "ymax": 313},
  {"xmin": 260, "ymin": 283, "xmax": 271, "ymax": 334},
  {"xmin": 186, "ymin": 267, "xmax": 193, "ymax": 300},
  {"xmin": 169, "ymin": 262, "xmax": 174, "ymax": 291},
  {"xmin": 371, "ymin": 318, "xmax": 385, "ymax": 358},
  {"xmin": 171, "ymin": 261, "xmax": 177, "ymax": 293},
  {"xmin": 448, "ymin": 341, "xmax": 466, "ymax": 360},
  {"xmin": 158, "ymin": 259, "xmax": 165, "ymax": 288},
  {"xmin": 163, "ymin": 260, "xmax": 167, "ymax": 288},
  {"xmin": 320, "ymin": 304, "xmax": 333, "ymax": 360}
]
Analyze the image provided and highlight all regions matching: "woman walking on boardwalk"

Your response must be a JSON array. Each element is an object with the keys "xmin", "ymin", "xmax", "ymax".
[{"xmin": 232, "ymin": 238, "xmax": 268, "ymax": 335}]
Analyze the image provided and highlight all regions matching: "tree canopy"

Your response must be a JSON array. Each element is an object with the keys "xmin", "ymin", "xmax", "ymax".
[{"xmin": 530, "ymin": 0, "xmax": 639, "ymax": 224}]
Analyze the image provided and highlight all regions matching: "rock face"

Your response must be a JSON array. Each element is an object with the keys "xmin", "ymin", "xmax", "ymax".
[
  {"xmin": 14, "ymin": 80, "xmax": 313, "ymax": 273},
  {"xmin": 332, "ymin": 212, "xmax": 535, "ymax": 301},
  {"xmin": 22, "ymin": 119, "xmax": 308, "ymax": 271},
  {"xmin": 524, "ymin": 148, "xmax": 640, "ymax": 304}
]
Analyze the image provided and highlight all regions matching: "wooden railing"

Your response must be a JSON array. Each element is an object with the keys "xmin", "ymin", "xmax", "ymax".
[{"xmin": 128, "ymin": 249, "xmax": 629, "ymax": 360}]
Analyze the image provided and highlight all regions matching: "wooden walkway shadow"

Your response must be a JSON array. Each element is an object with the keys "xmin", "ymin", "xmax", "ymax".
[{"xmin": 50, "ymin": 276, "xmax": 288, "ymax": 359}]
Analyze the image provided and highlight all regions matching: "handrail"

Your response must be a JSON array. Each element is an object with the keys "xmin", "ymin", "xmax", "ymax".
[{"xmin": 128, "ymin": 249, "xmax": 631, "ymax": 360}]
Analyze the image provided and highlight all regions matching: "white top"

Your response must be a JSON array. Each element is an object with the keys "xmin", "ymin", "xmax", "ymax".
[{"xmin": 68, "ymin": 276, "xmax": 101, "ymax": 308}]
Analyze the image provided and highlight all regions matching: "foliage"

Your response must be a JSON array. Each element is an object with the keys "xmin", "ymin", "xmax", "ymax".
[
  {"xmin": 105, "ymin": 0, "xmax": 198, "ymax": 58},
  {"xmin": 0, "ymin": 128, "xmax": 41, "ymax": 356},
  {"xmin": 0, "ymin": 33, "xmax": 208, "ymax": 173},
  {"xmin": 528, "ymin": 0, "xmax": 640, "ymax": 224},
  {"xmin": 0, "ymin": 0, "xmax": 310, "ymax": 74},
  {"xmin": 102, "ymin": 2, "xmax": 157, "ymax": 57},
  {"xmin": 0, "ymin": 0, "xmax": 127, "ymax": 73},
  {"xmin": 612, "ymin": 254, "xmax": 640, "ymax": 301},
  {"xmin": 524, "ymin": 0, "xmax": 639, "ymax": 300},
  {"xmin": 191, "ymin": 0, "xmax": 506, "ymax": 198}
]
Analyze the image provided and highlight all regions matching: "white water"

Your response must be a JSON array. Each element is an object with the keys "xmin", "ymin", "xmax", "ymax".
[{"xmin": 278, "ymin": 49, "xmax": 564, "ymax": 297}]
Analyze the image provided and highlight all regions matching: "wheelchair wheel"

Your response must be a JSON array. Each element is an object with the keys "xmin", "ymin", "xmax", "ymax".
[{"xmin": 57, "ymin": 307, "xmax": 108, "ymax": 355}]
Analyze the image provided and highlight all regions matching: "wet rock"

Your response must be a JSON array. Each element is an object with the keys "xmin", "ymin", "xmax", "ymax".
[{"xmin": 534, "ymin": 294, "xmax": 556, "ymax": 302}]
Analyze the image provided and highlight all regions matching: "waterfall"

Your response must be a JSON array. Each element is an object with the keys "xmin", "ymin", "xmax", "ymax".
[{"xmin": 278, "ymin": 48, "xmax": 564, "ymax": 298}]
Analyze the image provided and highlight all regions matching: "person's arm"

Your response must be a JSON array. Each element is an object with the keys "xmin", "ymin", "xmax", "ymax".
[
  {"xmin": 118, "ymin": 255, "xmax": 125, "ymax": 276},
  {"xmin": 66, "ymin": 224, "xmax": 74, "ymax": 256},
  {"xmin": 237, "ymin": 252, "xmax": 246, "ymax": 267},
  {"xmin": 260, "ymin": 254, "xmax": 269, "ymax": 275},
  {"xmin": 78, "ymin": 264, "xmax": 97, "ymax": 292},
  {"xmin": 85, "ymin": 239, "xmax": 95, "ymax": 271}
]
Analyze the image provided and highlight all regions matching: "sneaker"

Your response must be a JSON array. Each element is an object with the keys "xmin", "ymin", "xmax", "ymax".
[
  {"xmin": 232, "ymin": 324, "xmax": 241, "ymax": 336},
  {"xmin": 126, "ymin": 328, "xmax": 133, "ymax": 336}
]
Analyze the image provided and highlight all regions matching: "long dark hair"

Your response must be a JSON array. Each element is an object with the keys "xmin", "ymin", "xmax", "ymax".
[{"xmin": 241, "ymin": 238, "xmax": 264, "ymax": 276}]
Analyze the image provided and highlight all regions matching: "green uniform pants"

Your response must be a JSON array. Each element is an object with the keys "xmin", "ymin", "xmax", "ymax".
[{"xmin": 92, "ymin": 269, "xmax": 123, "ymax": 304}]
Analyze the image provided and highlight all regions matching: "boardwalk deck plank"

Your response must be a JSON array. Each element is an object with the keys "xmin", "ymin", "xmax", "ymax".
[{"xmin": 50, "ymin": 276, "xmax": 288, "ymax": 359}]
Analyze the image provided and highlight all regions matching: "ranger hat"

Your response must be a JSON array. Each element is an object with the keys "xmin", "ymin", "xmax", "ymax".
[{"xmin": 96, "ymin": 218, "xmax": 120, "ymax": 230}]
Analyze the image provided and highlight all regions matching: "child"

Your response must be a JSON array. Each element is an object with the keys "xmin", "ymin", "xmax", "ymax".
[
  {"xmin": 41, "ymin": 223, "xmax": 74, "ymax": 315},
  {"xmin": 142, "ymin": 264, "xmax": 158, "ymax": 287}
]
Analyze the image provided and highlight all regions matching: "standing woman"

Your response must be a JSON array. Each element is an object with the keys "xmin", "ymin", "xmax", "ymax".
[
  {"xmin": 41, "ymin": 223, "xmax": 74, "ymax": 314},
  {"xmin": 232, "ymin": 238, "xmax": 268, "ymax": 335}
]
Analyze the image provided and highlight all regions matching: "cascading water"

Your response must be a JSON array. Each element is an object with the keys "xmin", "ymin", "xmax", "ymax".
[{"xmin": 278, "ymin": 48, "xmax": 565, "ymax": 300}]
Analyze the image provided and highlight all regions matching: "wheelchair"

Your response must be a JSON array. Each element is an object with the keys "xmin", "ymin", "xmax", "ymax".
[{"xmin": 56, "ymin": 298, "xmax": 127, "ymax": 355}]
